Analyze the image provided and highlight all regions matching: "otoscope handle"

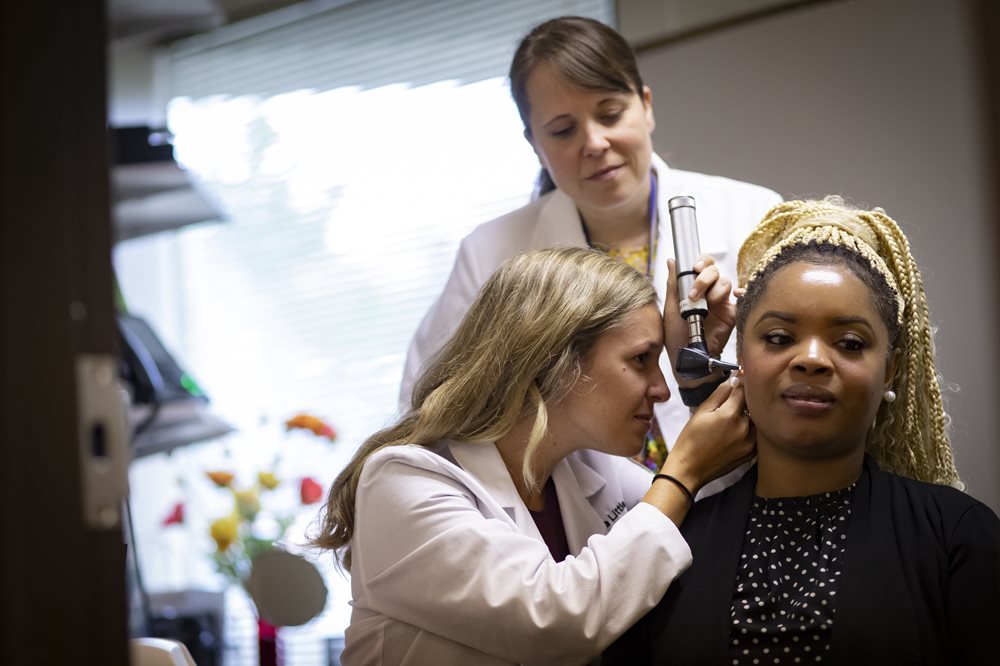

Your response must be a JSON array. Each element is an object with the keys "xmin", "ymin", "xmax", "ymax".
[{"xmin": 668, "ymin": 196, "xmax": 708, "ymax": 317}]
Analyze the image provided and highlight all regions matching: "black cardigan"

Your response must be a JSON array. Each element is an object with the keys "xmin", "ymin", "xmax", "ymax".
[{"xmin": 606, "ymin": 456, "xmax": 1000, "ymax": 665}]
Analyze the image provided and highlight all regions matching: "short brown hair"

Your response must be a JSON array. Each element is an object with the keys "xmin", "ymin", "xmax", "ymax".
[{"xmin": 509, "ymin": 16, "xmax": 645, "ymax": 134}]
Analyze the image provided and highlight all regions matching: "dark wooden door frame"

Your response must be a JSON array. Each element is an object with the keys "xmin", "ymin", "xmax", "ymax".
[{"xmin": 1, "ymin": 1, "xmax": 128, "ymax": 664}]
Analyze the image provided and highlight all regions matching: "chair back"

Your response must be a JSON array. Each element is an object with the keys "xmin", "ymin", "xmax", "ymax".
[{"xmin": 130, "ymin": 637, "xmax": 198, "ymax": 666}]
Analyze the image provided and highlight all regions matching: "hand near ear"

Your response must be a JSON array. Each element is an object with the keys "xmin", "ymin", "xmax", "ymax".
[{"xmin": 642, "ymin": 377, "xmax": 754, "ymax": 524}]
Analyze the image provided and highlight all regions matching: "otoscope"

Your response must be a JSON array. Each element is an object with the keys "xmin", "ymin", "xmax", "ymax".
[{"xmin": 668, "ymin": 195, "xmax": 741, "ymax": 380}]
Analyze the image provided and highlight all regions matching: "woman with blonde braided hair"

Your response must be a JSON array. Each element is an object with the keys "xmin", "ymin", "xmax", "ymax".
[
  {"xmin": 608, "ymin": 197, "xmax": 1000, "ymax": 665},
  {"xmin": 736, "ymin": 197, "xmax": 959, "ymax": 486}
]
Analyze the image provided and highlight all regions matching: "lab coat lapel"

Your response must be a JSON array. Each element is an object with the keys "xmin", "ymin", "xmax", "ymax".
[
  {"xmin": 650, "ymin": 155, "xmax": 672, "ymax": 307},
  {"xmin": 447, "ymin": 440, "xmax": 545, "ymax": 542},
  {"xmin": 527, "ymin": 156, "xmax": 730, "ymax": 303},
  {"xmin": 448, "ymin": 441, "xmax": 617, "ymax": 556},
  {"xmin": 530, "ymin": 189, "xmax": 587, "ymax": 249},
  {"xmin": 551, "ymin": 455, "xmax": 609, "ymax": 554}
]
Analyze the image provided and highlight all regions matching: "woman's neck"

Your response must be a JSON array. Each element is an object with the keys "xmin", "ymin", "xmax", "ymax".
[
  {"xmin": 495, "ymin": 418, "xmax": 562, "ymax": 511},
  {"xmin": 578, "ymin": 177, "xmax": 653, "ymax": 249},
  {"xmin": 754, "ymin": 444, "xmax": 865, "ymax": 498}
]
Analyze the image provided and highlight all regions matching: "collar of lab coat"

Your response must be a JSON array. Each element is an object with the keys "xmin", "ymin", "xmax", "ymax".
[
  {"xmin": 447, "ymin": 440, "xmax": 610, "ymax": 551},
  {"xmin": 447, "ymin": 440, "xmax": 607, "ymax": 507},
  {"xmin": 529, "ymin": 154, "xmax": 711, "ymax": 306},
  {"xmin": 528, "ymin": 186, "xmax": 586, "ymax": 249}
]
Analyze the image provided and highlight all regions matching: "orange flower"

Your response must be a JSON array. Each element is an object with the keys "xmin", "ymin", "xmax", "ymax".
[
  {"xmin": 285, "ymin": 413, "xmax": 337, "ymax": 441},
  {"xmin": 257, "ymin": 471, "xmax": 280, "ymax": 490},
  {"xmin": 300, "ymin": 477, "xmax": 324, "ymax": 505},
  {"xmin": 210, "ymin": 514, "xmax": 240, "ymax": 552},
  {"xmin": 206, "ymin": 470, "xmax": 235, "ymax": 488}
]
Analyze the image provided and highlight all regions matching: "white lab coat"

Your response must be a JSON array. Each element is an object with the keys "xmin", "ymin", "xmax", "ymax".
[
  {"xmin": 400, "ymin": 155, "xmax": 781, "ymax": 458},
  {"xmin": 342, "ymin": 440, "xmax": 692, "ymax": 665}
]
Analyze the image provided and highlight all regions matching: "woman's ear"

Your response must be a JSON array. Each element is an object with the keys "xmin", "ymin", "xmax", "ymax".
[
  {"xmin": 524, "ymin": 128, "xmax": 546, "ymax": 167},
  {"xmin": 523, "ymin": 128, "xmax": 536, "ymax": 151},
  {"xmin": 884, "ymin": 347, "xmax": 902, "ymax": 389},
  {"xmin": 642, "ymin": 85, "xmax": 655, "ymax": 133}
]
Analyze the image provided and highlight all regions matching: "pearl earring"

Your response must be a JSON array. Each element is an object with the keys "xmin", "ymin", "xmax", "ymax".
[{"xmin": 883, "ymin": 389, "xmax": 897, "ymax": 403}]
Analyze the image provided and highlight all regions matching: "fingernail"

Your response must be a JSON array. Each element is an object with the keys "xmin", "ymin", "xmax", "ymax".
[
  {"xmin": 688, "ymin": 288, "xmax": 699, "ymax": 299},
  {"xmin": 694, "ymin": 260, "xmax": 705, "ymax": 270},
  {"xmin": 729, "ymin": 375, "xmax": 741, "ymax": 387}
]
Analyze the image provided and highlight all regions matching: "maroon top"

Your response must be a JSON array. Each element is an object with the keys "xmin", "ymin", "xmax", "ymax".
[{"xmin": 529, "ymin": 478, "xmax": 571, "ymax": 562}]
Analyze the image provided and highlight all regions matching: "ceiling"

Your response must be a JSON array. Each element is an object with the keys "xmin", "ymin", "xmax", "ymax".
[
  {"xmin": 108, "ymin": 0, "xmax": 306, "ymax": 45},
  {"xmin": 106, "ymin": 0, "xmax": 294, "ymax": 239}
]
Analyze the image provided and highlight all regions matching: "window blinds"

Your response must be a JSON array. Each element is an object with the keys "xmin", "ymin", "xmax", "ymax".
[
  {"xmin": 157, "ymin": 0, "xmax": 613, "ymax": 441},
  {"xmin": 120, "ymin": 1, "xmax": 613, "ymax": 662},
  {"xmin": 169, "ymin": 0, "xmax": 614, "ymax": 96}
]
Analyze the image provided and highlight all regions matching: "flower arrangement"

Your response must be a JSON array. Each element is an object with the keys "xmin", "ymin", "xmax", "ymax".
[
  {"xmin": 204, "ymin": 470, "xmax": 321, "ymax": 585},
  {"xmin": 161, "ymin": 412, "xmax": 337, "ymax": 588}
]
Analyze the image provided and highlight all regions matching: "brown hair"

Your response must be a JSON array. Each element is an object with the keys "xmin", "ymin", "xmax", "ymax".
[{"xmin": 509, "ymin": 16, "xmax": 646, "ymax": 195}]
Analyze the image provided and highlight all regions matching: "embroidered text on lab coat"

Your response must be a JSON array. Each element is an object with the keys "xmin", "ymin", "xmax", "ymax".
[{"xmin": 604, "ymin": 501, "xmax": 627, "ymax": 528}]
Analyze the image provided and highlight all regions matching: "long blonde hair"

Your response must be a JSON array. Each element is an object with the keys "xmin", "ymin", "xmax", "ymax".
[
  {"xmin": 312, "ymin": 247, "xmax": 657, "ymax": 566},
  {"xmin": 735, "ymin": 197, "xmax": 961, "ymax": 487}
]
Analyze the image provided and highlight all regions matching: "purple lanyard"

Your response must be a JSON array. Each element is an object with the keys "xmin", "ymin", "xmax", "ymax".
[
  {"xmin": 580, "ymin": 170, "xmax": 658, "ymax": 277},
  {"xmin": 645, "ymin": 170, "xmax": 658, "ymax": 277}
]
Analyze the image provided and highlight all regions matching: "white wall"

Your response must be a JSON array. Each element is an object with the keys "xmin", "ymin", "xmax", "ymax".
[
  {"xmin": 638, "ymin": 0, "xmax": 999, "ymax": 510},
  {"xmin": 109, "ymin": 42, "xmax": 165, "ymax": 127}
]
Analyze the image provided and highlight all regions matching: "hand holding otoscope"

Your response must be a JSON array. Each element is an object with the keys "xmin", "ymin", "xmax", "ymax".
[{"xmin": 667, "ymin": 196, "xmax": 741, "ymax": 380}]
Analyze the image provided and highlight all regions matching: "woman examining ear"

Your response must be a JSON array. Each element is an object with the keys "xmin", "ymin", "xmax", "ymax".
[
  {"xmin": 401, "ymin": 16, "xmax": 780, "ymax": 472},
  {"xmin": 315, "ymin": 247, "xmax": 754, "ymax": 666},
  {"xmin": 606, "ymin": 197, "xmax": 1000, "ymax": 665}
]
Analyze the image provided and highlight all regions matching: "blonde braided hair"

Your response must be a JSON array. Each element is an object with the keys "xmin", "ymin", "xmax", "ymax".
[{"xmin": 736, "ymin": 197, "xmax": 962, "ymax": 487}]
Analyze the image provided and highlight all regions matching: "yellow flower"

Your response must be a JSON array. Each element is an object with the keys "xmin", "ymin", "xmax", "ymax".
[
  {"xmin": 210, "ymin": 514, "xmax": 240, "ymax": 552},
  {"xmin": 257, "ymin": 471, "xmax": 280, "ymax": 490},
  {"xmin": 234, "ymin": 488, "xmax": 260, "ymax": 521},
  {"xmin": 206, "ymin": 470, "xmax": 235, "ymax": 488}
]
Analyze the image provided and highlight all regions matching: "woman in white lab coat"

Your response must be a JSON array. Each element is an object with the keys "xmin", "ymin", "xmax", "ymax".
[
  {"xmin": 401, "ymin": 16, "xmax": 781, "ymax": 465},
  {"xmin": 313, "ymin": 247, "xmax": 755, "ymax": 665}
]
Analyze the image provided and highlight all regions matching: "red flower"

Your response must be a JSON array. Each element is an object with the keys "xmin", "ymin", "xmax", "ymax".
[
  {"xmin": 162, "ymin": 501, "xmax": 185, "ymax": 526},
  {"xmin": 300, "ymin": 477, "xmax": 324, "ymax": 505}
]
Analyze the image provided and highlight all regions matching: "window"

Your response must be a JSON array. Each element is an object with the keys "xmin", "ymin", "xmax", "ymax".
[{"xmin": 117, "ymin": 1, "xmax": 613, "ymax": 662}]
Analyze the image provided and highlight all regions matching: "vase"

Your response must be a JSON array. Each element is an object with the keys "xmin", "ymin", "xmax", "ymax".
[
  {"xmin": 257, "ymin": 617, "xmax": 279, "ymax": 666},
  {"xmin": 232, "ymin": 584, "xmax": 281, "ymax": 666}
]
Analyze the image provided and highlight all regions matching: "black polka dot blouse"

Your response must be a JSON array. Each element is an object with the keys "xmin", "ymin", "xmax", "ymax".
[{"xmin": 728, "ymin": 485, "xmax": 856, "ymax": 665}]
